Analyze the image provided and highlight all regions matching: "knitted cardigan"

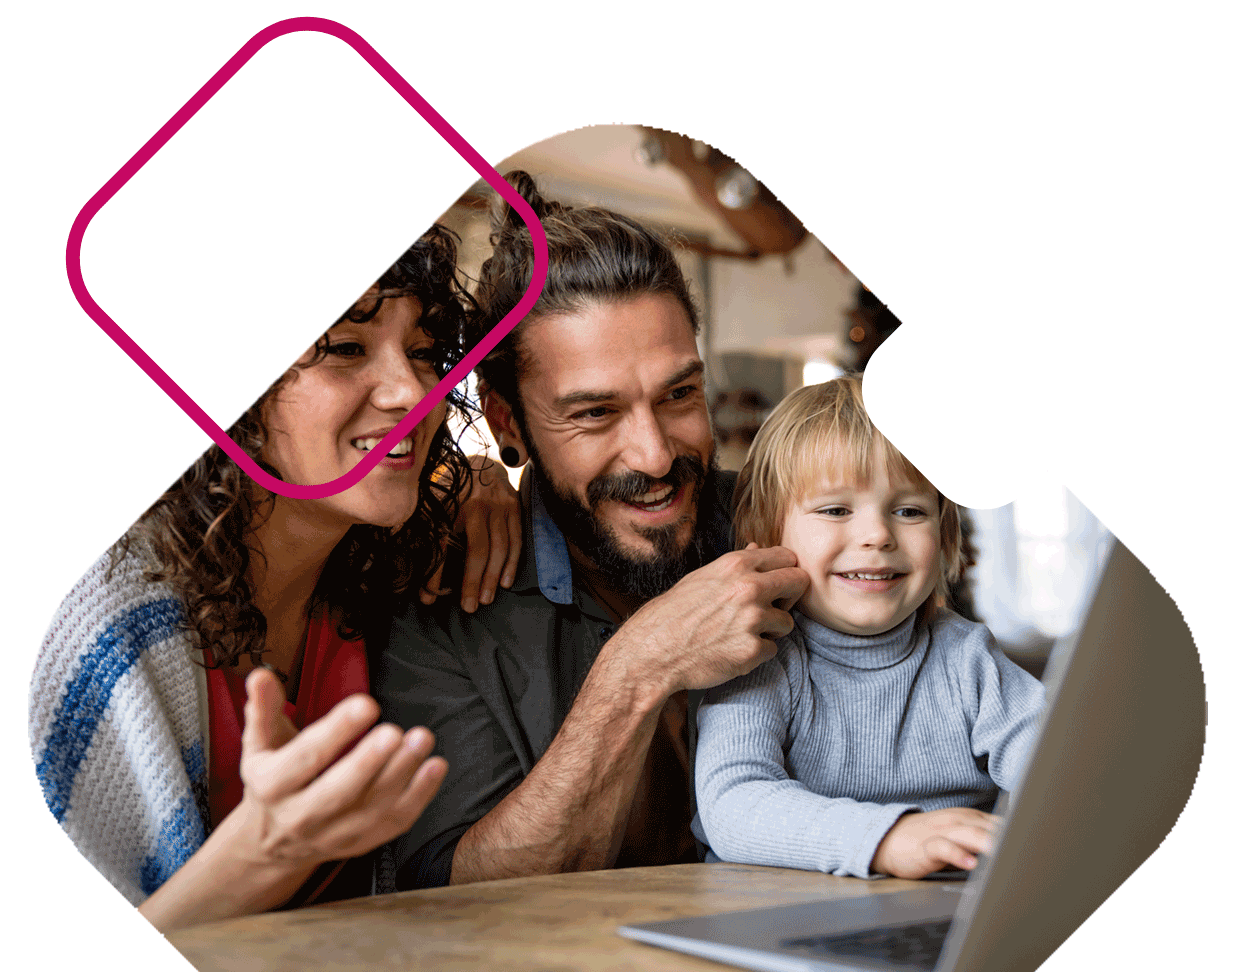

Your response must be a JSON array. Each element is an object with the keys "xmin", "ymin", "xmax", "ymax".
[{"xmin": 28, "ymin": 540, "xmax": 211, "ymax": 905}]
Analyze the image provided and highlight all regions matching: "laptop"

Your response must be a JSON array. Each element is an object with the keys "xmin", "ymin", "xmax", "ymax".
[{"xmin": 619, "ymin": 540, "xmax": 1206, "ymax": 972}]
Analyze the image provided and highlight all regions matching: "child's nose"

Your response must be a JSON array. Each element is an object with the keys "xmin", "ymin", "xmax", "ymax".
[{"xmin": 859, "ymin": 515, "xmax": 897, "ymax": 549}]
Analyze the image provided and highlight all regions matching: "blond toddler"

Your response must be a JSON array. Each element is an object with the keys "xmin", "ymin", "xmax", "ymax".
[{"xmin": 693, "ymin": 375, "xmax": 1044, "ymax": 879}]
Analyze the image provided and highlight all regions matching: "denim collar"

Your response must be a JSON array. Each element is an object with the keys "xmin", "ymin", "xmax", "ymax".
[{"xmin": 528, "ymin": 467, "xmax": 575, "ymax": 606}]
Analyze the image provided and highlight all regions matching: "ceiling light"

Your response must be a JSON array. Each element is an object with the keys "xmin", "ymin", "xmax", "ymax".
[{"xmin": 715, "ymin": 166, "xmax": 758, "ymax": 209}]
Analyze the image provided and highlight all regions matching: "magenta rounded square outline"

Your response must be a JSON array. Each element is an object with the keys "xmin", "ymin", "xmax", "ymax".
[{"xmin": 65, "ymin": 17, "xmax": 547, "ymax": 500}]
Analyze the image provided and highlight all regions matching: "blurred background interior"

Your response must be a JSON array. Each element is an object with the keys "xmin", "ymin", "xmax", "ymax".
[{"xmin": 437, "ymin": 124, "xmax": 1111, "ymax": 679}]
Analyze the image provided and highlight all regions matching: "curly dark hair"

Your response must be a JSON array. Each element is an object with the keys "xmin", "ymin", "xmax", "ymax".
[
  {"xmin": 470, "ymin": 170, "xmax": 699, "ymax": 429},
  {"xmin": 127, "ymin": 225, "xmax": 475, "ymax": 670}
]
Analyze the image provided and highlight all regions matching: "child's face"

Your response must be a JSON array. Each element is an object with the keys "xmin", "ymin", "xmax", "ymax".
[{"xmin": 778, "ymin": 457, "xmax": 943, "ymax": 636}]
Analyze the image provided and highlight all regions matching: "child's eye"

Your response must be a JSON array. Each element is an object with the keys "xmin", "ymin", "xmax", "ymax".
[
  {"xmin": 815, "ymin": 506, "xmax": 849, "ymax": 518},
  {"xmin": 894, "ymin": 507, "xmax": 927, "ymax": 519}
]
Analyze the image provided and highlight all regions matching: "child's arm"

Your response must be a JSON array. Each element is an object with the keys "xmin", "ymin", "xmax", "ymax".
[
  {"xmin": 953, "ymin": 622, "xmax": 1048, "ymax": 792},
  {"xmin": 695, "ymin": 647, "xmax": 920, "ymax": 878},
  {"xmin": 869, "ymin": 622, "xmax": 1043, "ymax": 880}
]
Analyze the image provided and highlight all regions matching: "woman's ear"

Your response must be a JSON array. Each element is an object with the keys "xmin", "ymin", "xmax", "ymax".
[{"xmin": 483, "ymin": 388, "xmax": 528, "ymax": 468}]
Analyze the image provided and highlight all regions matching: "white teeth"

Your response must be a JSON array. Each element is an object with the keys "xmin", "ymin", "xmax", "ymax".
[
  {"xmin": 352, "ymin": 435, "xmax": 413, "ymax": 456},
  {"xmin": 841, "ymin": 572, "xmax": 899, "ymax": 580},
  {"xmin": 629, "ymin": 485, "xmax": 674, "ymax": 506}
]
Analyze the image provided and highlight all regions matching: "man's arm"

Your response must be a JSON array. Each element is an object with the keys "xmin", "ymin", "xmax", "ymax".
[{"xmin": 450, "ymin": 545, "xmax": 810, "ymax": 884}]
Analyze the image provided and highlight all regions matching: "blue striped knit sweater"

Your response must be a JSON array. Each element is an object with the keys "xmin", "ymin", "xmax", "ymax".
[
  {"xmin": 28, "ymin": 540, "xmax": 210, "ymax": 905},
  {"xmin": 693, "ymin": 609, "xmax": 1045, "ymax": 878}
]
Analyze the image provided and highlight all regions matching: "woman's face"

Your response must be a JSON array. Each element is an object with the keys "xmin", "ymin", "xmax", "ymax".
[{"xmin": 261, "ymin": 293, "xmax": 448, "ymax": 531}]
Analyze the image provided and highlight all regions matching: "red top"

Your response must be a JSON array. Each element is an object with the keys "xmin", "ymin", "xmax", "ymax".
[{"xmin": 206, "ymin": 612, "xmax": 369, "ymax": 828}]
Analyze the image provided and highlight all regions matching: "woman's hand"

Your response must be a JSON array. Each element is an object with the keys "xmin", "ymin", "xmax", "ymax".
[
  {"xmin": 871, "ymin": 808, "xmax": 999, "ymax": 879},
  {"xmin": 233, "ymin": 669, "xmax": 447, "ymax": 866},
  {"xmin": 138, "ymin": 669, "xmax": 446, "ymax": 931},
  {"xmin": 421, "ymin": 455, "xmax": 522, "ymax": 613}
]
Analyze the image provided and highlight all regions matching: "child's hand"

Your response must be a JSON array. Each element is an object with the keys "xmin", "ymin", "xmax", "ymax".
[{"xmin": 871, "ymin": 808, "xmax": 999, "ymax": 879}]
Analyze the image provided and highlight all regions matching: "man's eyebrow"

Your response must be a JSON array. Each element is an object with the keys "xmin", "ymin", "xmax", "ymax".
[
  {"xmin": 663, "ymin": 360, "xmax": 705, "ymax": 389},
  {"xmin": 552, "ymin": 360, "xmax": 705, "ymax": 412}
]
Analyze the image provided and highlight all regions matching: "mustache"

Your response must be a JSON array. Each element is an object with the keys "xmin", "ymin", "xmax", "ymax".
[{"xmin": 586, "ymin": 455, "xmax": 707, "ymax": 507}]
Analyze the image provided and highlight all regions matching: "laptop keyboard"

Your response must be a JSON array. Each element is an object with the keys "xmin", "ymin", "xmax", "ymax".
[{"xmin": 782, "ymin": 918, "xmax": 953, "ymax": 970}]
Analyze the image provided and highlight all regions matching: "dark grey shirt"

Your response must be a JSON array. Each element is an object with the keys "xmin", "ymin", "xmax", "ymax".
[{"xmin": 372, "ymin": 466, "xmax": 736, "ymax": 889}]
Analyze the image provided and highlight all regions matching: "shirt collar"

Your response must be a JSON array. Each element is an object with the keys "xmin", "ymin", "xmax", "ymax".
[{"xmin": 528, "ymin": 467, "xmax": 575, "ymax": 606}]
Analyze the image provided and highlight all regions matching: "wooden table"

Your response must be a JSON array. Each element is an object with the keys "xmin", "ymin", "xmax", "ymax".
[{"xmin": 168, "ymin": 863, "xmax": 926, "ymax": 971}]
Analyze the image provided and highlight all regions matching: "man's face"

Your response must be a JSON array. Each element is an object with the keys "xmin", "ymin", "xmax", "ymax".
[{"xmin": 502, "ymin": 294, "xmax": 717, "ymax": 599}]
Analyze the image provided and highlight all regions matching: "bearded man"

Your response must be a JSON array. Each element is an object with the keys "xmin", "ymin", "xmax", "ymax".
[{"xmin": 373, "ymin": 172, "xmax": 808, "ymax": 888}]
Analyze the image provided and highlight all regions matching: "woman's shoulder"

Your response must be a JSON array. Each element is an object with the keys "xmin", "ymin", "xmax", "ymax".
[
  {"xmin": 42, "ymin": 535, "xmax": 182, "ymax": 648},
  {"xmin": 30, "ymin": 535, "xmax": 193, "ymax": 738}
]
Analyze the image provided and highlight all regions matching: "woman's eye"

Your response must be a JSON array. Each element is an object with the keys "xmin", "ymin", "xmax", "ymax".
[
  {"xmin": 407, "ymin": 346, "xmax": 438, "ymax": 365},
  {"xmin": 325, "ymin": 341, "xmax": 365, "ymax": 358}
]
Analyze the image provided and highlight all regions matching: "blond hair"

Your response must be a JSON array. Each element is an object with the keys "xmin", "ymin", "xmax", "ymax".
[{"xmin": 731, "ymin": 374, "xmax": 963, "ymax": 618}]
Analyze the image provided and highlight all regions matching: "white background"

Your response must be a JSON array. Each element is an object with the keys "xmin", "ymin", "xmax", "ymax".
[{"xmin": 2, "ymin": 3, "xmax": 1228, "ymax": 970}]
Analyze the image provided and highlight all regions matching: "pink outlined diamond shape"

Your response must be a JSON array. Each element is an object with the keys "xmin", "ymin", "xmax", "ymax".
[{"xmin": 66, "ymin": 17, "xmax": 547, "ymax": 500}]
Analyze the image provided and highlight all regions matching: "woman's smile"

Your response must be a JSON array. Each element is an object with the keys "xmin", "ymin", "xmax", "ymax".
[{"xmin": 261, "ymin": 294, "xmax": 447, "ymax": 530}]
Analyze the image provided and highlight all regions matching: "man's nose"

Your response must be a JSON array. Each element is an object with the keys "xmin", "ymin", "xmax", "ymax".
[{"xmin": 620, "ymin": 408, "xmax": 675, "ymax": 480}]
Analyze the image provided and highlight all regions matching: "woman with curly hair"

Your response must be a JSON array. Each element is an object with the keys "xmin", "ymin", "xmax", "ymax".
[{"xmin": 29, "ymin": 225, "xmax": 517, "ymax": 930}]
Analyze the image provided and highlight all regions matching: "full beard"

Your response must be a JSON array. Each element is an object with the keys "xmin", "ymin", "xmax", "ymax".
[{"xmin": 528, "ymin": 443, "xmax": 718, "ymax": 603}]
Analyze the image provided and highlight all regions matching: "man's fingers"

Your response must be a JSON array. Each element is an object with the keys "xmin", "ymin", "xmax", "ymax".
[
  {"xmin": 501, "ymin": 506, "xmax": 522, "ymax": 590},
  {"xmin": 765, "ymin": 566, "xmax": 811, "ymax": 608},
  {"xmin": 459, "ymin": 509, "xmax": 492, "ymax": 614},
  {"xmin": 759, "ymin": 606, "xmax": 797, "ymax": 642},
  {"xmin": 726, "ymin": 547, "xmax": 809, "ymax": 602},
  {"xmin": 476, "ymin": 511, "xmax": 509, "ymax": 608},
  {"xmin": 734, "ymin": 544, "xmax": 800, "ymax": 572}
]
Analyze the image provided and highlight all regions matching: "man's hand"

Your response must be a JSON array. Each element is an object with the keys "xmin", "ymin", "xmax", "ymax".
[
  {"xmin": 613, "ymin": 544, "xmax": 810, "ymax": 699},
  {"xmin": 871, "ymin": 808, "xmax": 999, "ymax": 879},
  {"xmin": 421, "ymin": 456, "xmax": 522, "ymax": 614},
  {"xmin": 449, "ymin": 545, "xmax": 807, "ymax": 886}
]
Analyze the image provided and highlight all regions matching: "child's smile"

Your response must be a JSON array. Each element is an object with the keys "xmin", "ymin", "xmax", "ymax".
[{"xmin": 779, "ymin": 456, "xmax": 943, "ymax": 637}]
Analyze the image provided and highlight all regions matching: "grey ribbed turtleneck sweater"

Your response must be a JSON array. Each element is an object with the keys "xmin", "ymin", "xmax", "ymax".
[{"xmin": 693, "ymin": 609, "xmax": 1044, "ymax": 878}]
